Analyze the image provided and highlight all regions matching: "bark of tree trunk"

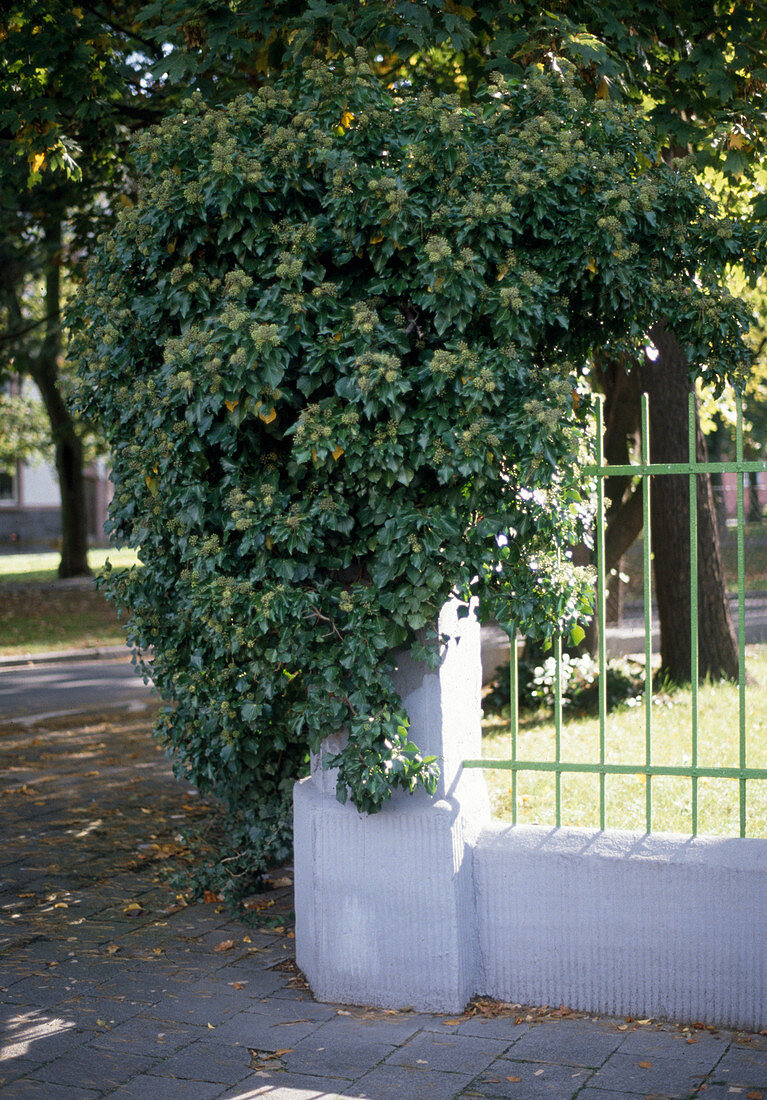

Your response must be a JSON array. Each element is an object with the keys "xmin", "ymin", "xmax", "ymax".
[
  {"xmin": 32, "ymin": 220, "xmax": 91, "ymax": 579},
  {"xmin": 640, "ymin": 323, "xmax": 738, "ymax": 682},
  {"xmin": 748, "ymin": 470, "xmax": 762, "ymax": 524}
]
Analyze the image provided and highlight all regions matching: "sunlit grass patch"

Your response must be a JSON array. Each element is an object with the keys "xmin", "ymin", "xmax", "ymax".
[
  {"xmin": 482, "ymin": 644, "xmax": 767, "ymax": 837},
  {"xmin": 0, "ymin": 547, "xmax": 140, "ymax": 585}
]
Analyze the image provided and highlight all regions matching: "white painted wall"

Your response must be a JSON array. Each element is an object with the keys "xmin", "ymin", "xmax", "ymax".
[{"xmin": 19, "ymin": 459, "xmax": 59, "ymax": 506}]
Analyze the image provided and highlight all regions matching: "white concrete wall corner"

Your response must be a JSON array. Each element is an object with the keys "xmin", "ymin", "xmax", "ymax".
[
  {"xmin": 473, "ymin": 824, "xmax": 767, "ymax": 1032},
  {"xmin": 293, "ymin": 780, "xmax": 482, "ymax": 1012}
]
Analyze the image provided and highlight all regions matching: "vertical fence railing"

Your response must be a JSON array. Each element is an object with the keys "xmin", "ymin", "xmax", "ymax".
[{"xmin": 465, "ymin": 391, "xmax": 767, "ymax": 837}]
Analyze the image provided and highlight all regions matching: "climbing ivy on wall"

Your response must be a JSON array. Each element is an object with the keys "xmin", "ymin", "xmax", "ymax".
[{"xmin": 70, "ymin": 53, "xmax": 756, "ymax": 899}]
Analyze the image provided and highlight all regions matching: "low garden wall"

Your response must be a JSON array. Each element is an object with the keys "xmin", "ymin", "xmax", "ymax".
[{"xmin": 294, "ymin": 602, "xmax": 767, "ymax": 1030}]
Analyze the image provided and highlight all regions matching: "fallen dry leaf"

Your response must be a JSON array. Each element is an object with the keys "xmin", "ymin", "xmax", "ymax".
[
  {"xmin": 747, "ymin": 1092, "xmax": 763, "ymax": 1100},
  {"xmin": 443, "ymin": 1020, "xmax": 462, "ymax": 1027},
  {"xmin": 273, "ymin": 1049, "xmax": 293, "ymax": 1057},
  {"xmin": 123, "ymin": 902, "xmax": 143, "ymax": 914},
  {"xmin": 638, "ymin": 1061, "xmax": 652, "ymax": 1069},
  {"xmin": 686, "ymin": 1037, "xmax": 698, "ymax": 1045},
  {"xmin": 506, "ymin": 1076, "xmax": 521, "ymax": 1083},
  {"xmin": 214, "ymin": 939, "xmax": 234, "ymax": 953},
  {"xmin": 105, "ymin": 944, "xmax": 120, "ymax": 956},
  {"xmin": 231, "ymin": 982, "xmax": 245, "ymax": 990}
]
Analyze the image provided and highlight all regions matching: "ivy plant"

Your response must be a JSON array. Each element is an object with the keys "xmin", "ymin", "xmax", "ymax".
[{"xmin": 69, "ymin": 53, "xmax": 755, "ymax": 897}]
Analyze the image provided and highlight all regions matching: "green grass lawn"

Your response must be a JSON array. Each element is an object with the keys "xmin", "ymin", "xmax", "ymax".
[
  {"xmin": 0, "ymin": 548, "xmax": 140, "ymax": 656},
  {"xmin": 0, "ymin": 547, "xmax": 140, "ymax": 585},
  {"xmin": 482, "ymin": 644, "xmax": 767, "ymax": 838}
]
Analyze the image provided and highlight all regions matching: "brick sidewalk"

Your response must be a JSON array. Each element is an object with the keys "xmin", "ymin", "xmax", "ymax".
[{"xmin": 1, "ymin": 706, "xmax": 766, "ymax": 1099}]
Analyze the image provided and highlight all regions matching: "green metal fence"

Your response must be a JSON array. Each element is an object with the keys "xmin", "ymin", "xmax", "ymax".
[{"xmin": 465, "ymin": 392, "xmax": 767, "ymax": 837}]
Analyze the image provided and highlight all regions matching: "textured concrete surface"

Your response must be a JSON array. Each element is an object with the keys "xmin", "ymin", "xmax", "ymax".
[
  {"xmin": 476, "ymin": 824, "xmax": 767, "ymax": 1031},
  {"xmin": 295, "ymin": 599, "xmax": 490, "ymax": 1011},
  {"xmin": 3, "ymin": 703, "xmax": 767, "ymax": 1098}
]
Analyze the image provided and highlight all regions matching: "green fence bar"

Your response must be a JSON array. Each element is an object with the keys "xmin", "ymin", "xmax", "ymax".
[
  {"xmin": 464, "ymin": 390, "xmax": 767, "ymax": 839},
  {"xmin": 736, "ymin": 396, "xmax": 747, "ymax": 837},
  {"xmin": 688, "ymin": 392, "xmax": 699, "ymax": 835},
  {"xmin": 641, "ymin": 394, "xmax": 653, "ymax": 832},
  {"xmin": 509, "ymin": 621, "xmax": 518, "ymax": 825},
  {"xmin": 554, "ymin": 629, "xmax": 563, "ymax": 827},
  {"xmin": 595, "ymin": 395, "xmax": 607, "ymax": 829}
]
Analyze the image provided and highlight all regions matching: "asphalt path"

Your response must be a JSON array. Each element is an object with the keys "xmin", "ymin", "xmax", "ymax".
[{"xmin": 0, "ymin": 655, "xmax": 154, "ymax": 722}]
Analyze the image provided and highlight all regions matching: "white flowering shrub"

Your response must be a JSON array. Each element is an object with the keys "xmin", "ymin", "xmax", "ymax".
[{"xmin": 69, "ymin": 54, "xmax": 754, "ymax": 900}]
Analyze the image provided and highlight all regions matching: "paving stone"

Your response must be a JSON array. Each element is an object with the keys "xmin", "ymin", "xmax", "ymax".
[
  {"xmin": 282, "ymin": 1020, "xmax": 397, "ymax": 1079},
  {"xmin": 694, "ymin": 1085, "xmax": 767, "ymax": 1098},
  {"xmin": 617, "ymin": 1025, "xmax": 727, "ymax": 1061},
  {"xmin": 0, "ymin": 1080, "xmax": 100, "ymax": 1100},
  {"xmin": 213, "ymin": 1006, "xmax": 331, "ymax": 1049},
  {"xmin": 386, "ymin": 1031, "xmax": 513, "ymax": 1075},
  {"xmin": 467, "ymin": 1060, "xmax": 594, "ymax": 1099},
  {"xmin": 54, "ymin": 992, "xmax": 151, "ymax": 1028},
  {"xmin": 587, "ymin": 1050, "xmax": 718, "ymax": 1097},
  {"xmin": 102, "ymin": 1073, "xmax": 225, "ymax": 1099},
  {"xmin": 0, "ymin": 1056, "xmax": 42, "ymax": 1086},
  {"xmin": 570, "ymin": 1090, "xmax": 652, "ymax": 1100},
  {"xmin": 0, "ymin": 1014, "xmax": 95, "ymax": 1064},
  {"xmin": 425, "ymin": 1015, "xmax": 531, "ymax": 1042},
  {"xmin": 146, "ymin": 990, "xmax": 243, "ymax": 1027},
  {"xmin": 498, "ymin": 1018, "xmax": 624, "ymax": 1067},
  {"xmin": 216, "ymin": 1071, "xmax": 340, "ymax": 1099},
  {"xmin": 348, "ymin": 1063, "xmax": 473, "ymax": 1099},
  {"xmin": 149, "ymin": 1036, "xmax": 255, "ymax": 1082},
  {"xmin": 33, "ymin": 1043, "xmax": 159, "ymax": 1090},
  {"xmin": 88, "ymin": 1010, "xmax": 208, "ymax": 1054},
  {"xmin": 712, "ymin": 1044, "xmax": 767, "ymax": 1087}
]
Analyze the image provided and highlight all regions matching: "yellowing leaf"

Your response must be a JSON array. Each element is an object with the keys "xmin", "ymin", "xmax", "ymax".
[
  {"xmin": 369, "ymin": 231, "xmax": 384, "ymax": 244},
  {"xmin": 332, "ymin": 445, "xmax": 344, "ymax": 461},
  {"xmin": 167, "ymin": 238, "xmax": 176, "ymax": 254},
  {"xmin": 29, "ymin": 151, "xmax": 46, "ymax": 174},
  {"xmin": 728, "ymin": 132, "xmax": 753, "ymax": 152},
  {"xmin": 311, "ymin": 448, "xmax": 318, "ymax": 463},
  {"xmin": 265, "ymin": 536, "xmax": 273, "ymax": 550},
  {"xmin": 145, "ymin": 476, "xmax": 158, "ymax": 496},
  {"xmin": 585, "ymin": 257, "xmax": 597, "ymax": 274},
  {"xmin": 340, "ymin": 109, "xmax": 355, "ymax": 129},
  {"xmin": 243, "ymin": 935, "xmax": 252, "ymax": 943},
  {"xmin": 123, "ymin": 902, "xmax": 143, "ymax": 914},
  {"xmin": 225, "ymin": 399, "xmax": 239, "ymax": 413},
  {"xmin": 595, "ymin": 77, "xmax": 610, "ymax": 100},
  {"xmin": 259, "ymin": 407, "xmax": 277, "ymax": 424}
]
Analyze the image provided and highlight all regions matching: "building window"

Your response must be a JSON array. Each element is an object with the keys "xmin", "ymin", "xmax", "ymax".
[{"xmin": 0, "ymin": 470, "xmax": 17, "ymax": 503}]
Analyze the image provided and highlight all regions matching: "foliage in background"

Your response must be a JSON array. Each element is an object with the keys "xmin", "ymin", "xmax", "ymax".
[
  {"xmin": 70, "ymin": 53, "xmax": 758, "ymax": 895},
  {"xmin": 0, "ymin": 392, "xmax": 50, "ymax": 474}
]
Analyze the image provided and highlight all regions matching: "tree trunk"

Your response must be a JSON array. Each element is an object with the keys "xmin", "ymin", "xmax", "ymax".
[
  {"xmin": 748, "ymin": 470, "xmax": 762, "ymax": 524},
  {"xmin": 640, "ymin": 323, "xmax": 738, "ymax": 682},
  {"xmin": 32, "ymin": 219, "xmax": 91, "ymax": 579}
]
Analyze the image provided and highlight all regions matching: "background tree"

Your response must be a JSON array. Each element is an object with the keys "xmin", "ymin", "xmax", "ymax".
[{"xmin": 0, "ymin": 1, "xmax": 170, "ymax": 575}]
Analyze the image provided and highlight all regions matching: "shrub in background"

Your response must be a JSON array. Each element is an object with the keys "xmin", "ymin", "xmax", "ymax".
[{"xmin": 69, "ymin": 53, "xmax": 754, "ymax": 900}]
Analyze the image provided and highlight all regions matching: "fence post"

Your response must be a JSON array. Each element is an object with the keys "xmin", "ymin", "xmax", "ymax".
[{"xmin": 293, "ymin": 598, "xmax": 490, "ymax": 1012}]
